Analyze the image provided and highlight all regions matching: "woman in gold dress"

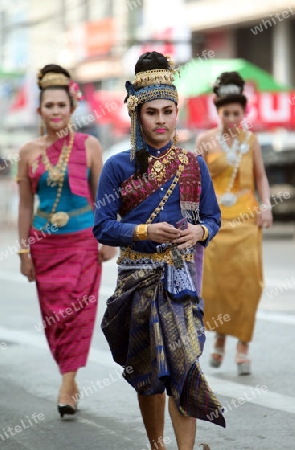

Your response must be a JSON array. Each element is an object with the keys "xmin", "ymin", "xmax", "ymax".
[{"xmin": 197, "ymin": 71, "xmax": 273, "ymax": 375}]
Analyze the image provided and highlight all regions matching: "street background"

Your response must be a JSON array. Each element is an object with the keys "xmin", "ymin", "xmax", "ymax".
[
  {"xmin": 0, "ymin": 0, "xmax": 295, "ymax": 226},
  {"xmin": 1, "ymin": 0, "xmax": 295, "ymax": 449},
  {"xmin": 1, "ymin": 0, "xmax": 295, "ymax": 228}
]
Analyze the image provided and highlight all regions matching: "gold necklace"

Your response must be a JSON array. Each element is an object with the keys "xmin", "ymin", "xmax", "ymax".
[
  {"xmin": 42, "ymin": 133, "xmax": 73, "ymax": 187},
  {"xmin": 219, "ymin": 131, "xmax": 251, "ymax": 207},
  {"xmin": 148, "ymin": 145, "xmax": 176, "ymax": 161},
  {"xmin": 40, "ymin": 132, "xmax": 75, "ymax": 229},
  {"xmin": 149, "ymin": 145, "xmax": 178, "ymax": 182},
  {"xmin": 149, "ymin": 146, "xmax": 188, "ymax": 182}
]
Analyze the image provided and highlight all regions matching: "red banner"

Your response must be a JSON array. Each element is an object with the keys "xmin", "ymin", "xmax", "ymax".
[
  {"xmin": 83, "ymin": 85, "xmax": 129, "ymax": 134},
  {"xmin": 187, "ymin": 91, "xmax": 295, "ymax": 131}
]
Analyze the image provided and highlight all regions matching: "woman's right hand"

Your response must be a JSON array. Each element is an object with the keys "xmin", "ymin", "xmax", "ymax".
[
  {"xmin": 20, "ymin": 255, "xmax": 36, "ymax": 282},
  {"xmin": 147, "ymin": 222, "xmax": 181, "ymax": 244}
]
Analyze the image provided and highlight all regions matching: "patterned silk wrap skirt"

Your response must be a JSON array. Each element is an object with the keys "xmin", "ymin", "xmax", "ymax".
[{"xmin": 101, "ymin": 250, "xmax": 226, "ymax": 427}]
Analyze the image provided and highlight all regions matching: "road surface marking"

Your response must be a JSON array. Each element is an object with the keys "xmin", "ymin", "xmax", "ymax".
[
  {"xmin": 256, "ymin": 311, "xmax": 295, "ymax": 324},
  {"xmin": 207, "ymin": 376, "xmax": 295, "ymax": 415},
  {"xmin": 0, "ymin": 326, "xmax": 294, "ymax": 416},
  {"xmin": 77, "ymin": 417, "xmax": 133, "ymax": 441},
  {"xmin": 264, "ymin": 277, "xmax": 295, "ymax": 290}
]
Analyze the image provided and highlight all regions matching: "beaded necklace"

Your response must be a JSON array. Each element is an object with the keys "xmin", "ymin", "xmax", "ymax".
[
  {"xmin": 42, "ymin": 133, "xmax": 74, "ymax": 187},
  {"xmin": 217, "ymin": 128, "xmax": 250, "ymax": 206},
  {"xmin": 40, "ymin": 132, "xmax": 75, "ymax": 228}
]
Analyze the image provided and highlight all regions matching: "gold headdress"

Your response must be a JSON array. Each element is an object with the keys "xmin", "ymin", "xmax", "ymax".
[
  {"xmin": 126, "ymin": 54, "xmax": 179, "ymax": 160},
  {"xmin": 38, "ymin": 72, "xmax": 70, "ymax": 89},
  {"xmin": 37, "ymin": 70, "xmax": 82, "ymax": 110},
  {"xmin": 132, "ymin": 55, "xmax": 178, "ymax": 88}
]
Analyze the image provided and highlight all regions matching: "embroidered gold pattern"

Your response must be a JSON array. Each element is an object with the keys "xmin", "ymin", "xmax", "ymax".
[
  {"xmin": 149, "ymin": 146, "xmax": 185, "ymax": 183},
  {"xmin": 37, "ymin": 132, "xmax": 74, "ymax": 229},
  {"xmin": 117, "ymin": 247, "xmax": 193, "ymax": 266}
]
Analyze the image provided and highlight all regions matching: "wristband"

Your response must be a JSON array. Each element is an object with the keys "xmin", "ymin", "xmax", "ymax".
[
  {"xmin": 135, "ymin": 224, "xmax": 148, "ymax": 240},
  {"xmin": 200, "ymin": 225, "xmax": 209, "ymax": 241},
  {"xmin": 17, "ymin": 248, "xmax": 30, "ymax": 254}
]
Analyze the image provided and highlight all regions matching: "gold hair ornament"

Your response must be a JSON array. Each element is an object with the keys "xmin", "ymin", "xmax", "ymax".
[
  {"xmin": 126, "ymin": 89, "xmax": 179, "ymax": 116},
  {"xmin": 132, "ymin": 55, "xmax": 179, "ymax": 89},
  {"xmin": 127, "ymin": 96, "xmax": 139, "ymax": 112},
  {"xmin": 38, "ymin": 72, "xmax": 70, "ymax": 89}
]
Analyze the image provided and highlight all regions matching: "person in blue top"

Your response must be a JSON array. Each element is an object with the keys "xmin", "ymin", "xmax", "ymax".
[
  {"xmin": 93, "ymin": 52, "xmax": 225, "ymax": 450},
  {"xmin": 16, "ymin": 64, "xmax": 115, "ymax": 419}
]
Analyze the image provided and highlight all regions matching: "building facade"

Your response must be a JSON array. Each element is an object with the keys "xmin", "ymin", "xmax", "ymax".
[{"xmin": 184, "ymin": 0, "xmax": 295, "ymax": 86}]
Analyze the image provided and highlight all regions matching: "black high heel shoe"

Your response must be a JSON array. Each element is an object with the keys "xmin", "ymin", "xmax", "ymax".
[{"xmin": 57, "ymin": 404, "xmax": 77, "ymax": 418}]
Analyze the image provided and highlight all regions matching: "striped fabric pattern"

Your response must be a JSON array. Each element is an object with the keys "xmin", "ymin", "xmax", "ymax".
[{"xmin": 30, "ymin": 227, "xmax": 101, "ymax": 374}]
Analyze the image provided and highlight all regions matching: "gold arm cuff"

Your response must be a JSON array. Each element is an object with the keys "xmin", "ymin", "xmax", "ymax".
[
  {"xmin": 17, "ymin": 248, "xmax": 30, "ymax": 254},
  {"xmin": 135, "ymin": 224, "xmax": 148, "ymax": 241},
  {"xmin": 200, "ymin": 225, "xmax": 209, "ymax": 241},
  {"xmin": 15, "ymin": 175, "xmax": 28, "ymax": 183}
]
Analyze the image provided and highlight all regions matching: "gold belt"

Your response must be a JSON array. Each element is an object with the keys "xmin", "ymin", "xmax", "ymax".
[
  {"xmin": 35, "ymin": 204, "xmax": 92, "ymax": 228},
  {"xmin": 117, "ymin": 247, "xmax": 194, "ymax": 266}
]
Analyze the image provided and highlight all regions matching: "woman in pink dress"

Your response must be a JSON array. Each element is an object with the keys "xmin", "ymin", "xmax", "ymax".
[{"xmin": 16, "ymin": 64, "xmax": 115, "ymax": 417}]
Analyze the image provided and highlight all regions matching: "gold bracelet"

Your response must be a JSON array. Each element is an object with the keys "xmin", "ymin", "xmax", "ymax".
[
  {"xmin": 17, "ymin": 248, "xmax": 30, "ymax": 254},
  {"xmin": 15, "ymin": 175, "xmax": 28, "ymax": 183},
  {"xmin": 135, "ymin": 224, "xmax": 148, "ymax": 241},
  {"xmin": 200, "ymin": 225, "xmax": 209, "ymax": 241}
]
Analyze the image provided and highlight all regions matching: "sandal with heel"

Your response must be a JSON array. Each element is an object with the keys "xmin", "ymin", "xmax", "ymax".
[
  {"xmin": 236, "ymin": 341, "xmax": 251, "ymax": 376},
  {"xmin": 209, "ymin": 334, "xmax": 226, "ymax": 368}
]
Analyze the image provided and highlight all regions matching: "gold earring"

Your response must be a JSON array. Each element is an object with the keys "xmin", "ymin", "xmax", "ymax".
[
  {"xmin": 39, "ymin": 119, "xmax": 45, "ymax": 136},
  {"xmin": 173, "ymin": 129, "xmax": 178, "ymax": 146}
]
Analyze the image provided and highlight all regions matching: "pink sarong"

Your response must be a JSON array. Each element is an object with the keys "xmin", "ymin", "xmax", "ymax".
[{"xmin": 30, "ymin": 227, "xmax": 101, "ymax": 374}]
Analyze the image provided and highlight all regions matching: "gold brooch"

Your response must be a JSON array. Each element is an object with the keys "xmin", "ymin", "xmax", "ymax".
[{"xmin": 127, "ymin": 95, "xmax": 139, "ymax": 112}]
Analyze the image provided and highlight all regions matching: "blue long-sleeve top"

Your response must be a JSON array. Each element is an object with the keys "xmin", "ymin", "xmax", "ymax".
[{"xmin": 93, "ymin": 143, "xmax": 221, "ymax": 252}]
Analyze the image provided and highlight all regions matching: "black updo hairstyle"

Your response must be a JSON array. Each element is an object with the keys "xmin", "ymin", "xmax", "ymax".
[
  {"xmin": 38, "ymin": 64, "xmax": 73, "ymax": 108},
  {"xmin": 134, "ymin": 51, "xmax": 170, "ymax": 79},
  {"xmin": 133, "ymin": 52, "xmax": 174, "ymax": 177},
  {"xmin": 213, "ymin": 71, "xmax": 247, "ymax": 110}
]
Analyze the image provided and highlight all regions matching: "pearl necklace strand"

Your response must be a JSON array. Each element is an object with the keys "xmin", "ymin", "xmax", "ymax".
[{"xmin": 217, "ymin": 127, "xmax": 250, "ymax": 206}]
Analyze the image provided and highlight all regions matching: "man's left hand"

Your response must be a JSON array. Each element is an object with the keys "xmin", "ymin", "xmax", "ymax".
[
  {"xmin": 172, "ymin": 224, "xmax": 204, "ymax": 250},
  {"xmin": 98, "ymin": 245, "xmax": 117, "ymax": 263}
]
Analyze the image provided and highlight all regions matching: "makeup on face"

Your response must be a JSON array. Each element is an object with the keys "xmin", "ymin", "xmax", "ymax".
[
  {"xmin": 222, "ymin": 110, "xmax": 242, "ymax": 118},
  {"xmin": 154, "ymin": 128, "xmax": 167, "ymax": 133}
]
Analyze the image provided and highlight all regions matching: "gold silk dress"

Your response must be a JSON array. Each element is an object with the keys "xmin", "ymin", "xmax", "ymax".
[{"xmin": 202, "ymin": 131, "xmax": 263, "ymax": 342}]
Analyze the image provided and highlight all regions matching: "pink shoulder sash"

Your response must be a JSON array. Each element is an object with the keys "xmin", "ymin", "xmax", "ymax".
[{"xmin": 28, "ymin": 133, "xmax": 93, "ymax": 204}]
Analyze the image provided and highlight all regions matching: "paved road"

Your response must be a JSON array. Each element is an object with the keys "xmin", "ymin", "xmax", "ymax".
[{"xmin": 0, "ymin": 227, "xmax": 295, "ymax": 450}]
